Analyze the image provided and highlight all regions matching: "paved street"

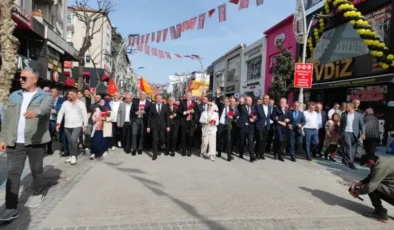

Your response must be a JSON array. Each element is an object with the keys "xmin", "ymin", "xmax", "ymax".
[{"xmin": 0, "ymin": 148, "xmax": 394, "ymax": 230}]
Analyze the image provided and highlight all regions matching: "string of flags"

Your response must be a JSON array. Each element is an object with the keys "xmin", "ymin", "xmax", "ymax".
[{"xmin": 127, "ymin": 0, "xmax": 265, "ymax": 60}]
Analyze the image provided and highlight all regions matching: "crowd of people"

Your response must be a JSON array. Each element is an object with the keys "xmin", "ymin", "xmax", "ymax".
[{"xmin": 0, "ymin": 68, "xmax": 394, "ymax": 223}]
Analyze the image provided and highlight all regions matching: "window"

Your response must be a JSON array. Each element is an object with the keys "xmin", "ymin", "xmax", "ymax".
[
  {"xmin": 247, "ymin": 56, "xmax": 262, "ymax": 81},
  {"xmin": 66, "ymin": 30, "xmax": 72, "ymax": 42},
  {"xmin": 227, "ymin": 56, "xmax": 240, "ymax": 84},
  {"xmin": 67, "ymin": 12, "xmax": 73, "ymax": 24}
]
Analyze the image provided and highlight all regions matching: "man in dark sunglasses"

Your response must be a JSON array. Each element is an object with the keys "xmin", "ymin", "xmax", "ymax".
[{"xmin": 0, "ymin": 68, "xmax": 52, "ymax": 222}]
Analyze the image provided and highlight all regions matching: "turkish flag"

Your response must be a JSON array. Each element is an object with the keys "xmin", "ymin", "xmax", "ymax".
[
  {"xmin": 198, "ymin": 13, "xmax": 206, "ymax": 30},
  {"xmin": 208, "ymin": 8, "xmax": 216, "ymax": 18},
  {"xmin": 170, "ymin": 26, "xmax": 177, "ymax": 40},
  {"xmin": 157, "ymin": 30, "xmax": 162, "ymax": 43},
  {"xmin": 141, "ymin": 35, "xmax": 145, "ymax": 44},
  {"xmin": 165, "ymin": 52, "xmax": 171, "ymax": 59},
  {"xmin": 218, "ymin": 3, "xmax": 227, "ymax": 22},
  {"xmin": 152, "ymin": 48, "xmax": 158, "ymax": 56},
  {"xmin": 163, "ymin": 28, "xmax": 168, "ymax": 42},
  {"xmin": 174, "ymin": 54, "xmax": 182, "ymax": 58},
  {"xmin": 145, "ymin": 34, "xmax": 150, "ymax": 44},
  {"xmin": 181, "ymin": 20, "xmax": 189, "ymax": 32},
  {"xmin": 151, "ymin": 32, "xmax": 155, "ymax": 42},
  {"xmin": 256, "ymin": 0, "xmax": 264, "ymax": 6},
  {"xmin": 129, "ymin": 36, "xmax": 135, "ymax": 46},
  {"xmin": 176, "ymin": 23, "xmax": 182, "ymax": 38},
  {"xmin": 229, "ymin": 0, "xmax": 240, "ymax": 4},
  {"xmin": 144, "ymin": 45, "xmax": 150, "ymax": 55},
  {"xmin": 136, "ymin": 36, "xmax": 140, "ymax": 45},
  {"xmin": 187, "ymin": 17, "xmax": 197, "ymax": 30},
  {"xmin": 239, "ymin": 0, "xmax": 249, "ymax": 10},
  {"xmin": 158, "ymin": 50, "xmax": 165, "ymax": 59},
  {"xmin": 137, "ymin": 43, "xmax": 143, "ymax": 52}
]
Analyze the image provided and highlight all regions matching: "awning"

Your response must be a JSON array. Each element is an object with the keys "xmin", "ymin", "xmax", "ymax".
[
  {"xmin": 101, "ymin": 74, "xmax": 109, "ymax": 81},
  {"xmin": 312, "ymin": 74, "xmax": 394, "ymax": 89},
  {"xmin": 83, "ymin": 72, "xmax": 91, "ymax": 77}
]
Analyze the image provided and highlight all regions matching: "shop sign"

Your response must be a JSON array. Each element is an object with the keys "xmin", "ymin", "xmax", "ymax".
[
  {"xmin": 349, "ymin": 86, "xmax": 387, "ymax": 102},
  {"xmin": 48, "ymin": 57, "xmax": 62, "ymax": 73},
  {"xmin": 247, "ymin": 81, "xmax": 260, "ymax": 87},
  {"xmin": 314, "ymin": 58, "xmax": 353, "ymax": 81},
  {"xmin": 312, "ymin": 75, "xmax": 394, "ymax": 89},
  {"xmin": 294, "ymin": 63, "xmax": 313, "ymax": 88},
  {"xmin": 245, "ymin": 47, "xmax": 261, "ymax": 59},
  {"xmin": 47, "ymin": 41, "xmax": 65, "ymax": 55},
  {"xmin": 16, "ymin": 55, "xmax": 35, "ymax": 70},
  {"xmin": 226, "ymin": 85, "xmax": 235, "ymax": 92},
  {"xmin": 64, "ymin": 61, "xmax": 73, "ymax": 69},
  {"xmin": 11, "ymin": 5, "xmax": 32, "ymax": 29},
  {"xmin": 66, "ymin": 77, "xmax": 75, "ymax": 86}
]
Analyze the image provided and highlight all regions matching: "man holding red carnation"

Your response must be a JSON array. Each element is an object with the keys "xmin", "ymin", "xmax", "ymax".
[
  {"xmin": 179, "ymin": 92, "xmax": 197, "ymax": 156},
  {"xmin": 236, "ymin": 96, "xmax": 257, "ymax": 162}
]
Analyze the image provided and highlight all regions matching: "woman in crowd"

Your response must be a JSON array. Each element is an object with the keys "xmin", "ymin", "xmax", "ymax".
[
  {"xmin": 199, "ymin": 102, "xmax": 219, "ymax": 161},
  {"xmin": 90, "ymin": 99, "xmax": 112, "ymax": 159},
  {"xmin": 324, "ymin": 113, "xmax": 340, "ymax": 162},
  {"xmin": 363, "ymin": 108, "xmax": 380, "ymax": 157}
]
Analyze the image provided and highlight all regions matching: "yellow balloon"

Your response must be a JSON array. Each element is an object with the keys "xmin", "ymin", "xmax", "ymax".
[
  {"xmin": 377, "ymin": 51, "xmax": 384, "ymax": 57},
  {"xmin": 387, "ymin": 54, "xmax": 394, "ymax": 60},
  {"xmin": 358, "ymin": 29, "xmax": 365, "ymax": 34},
  {"xmin": 382, "ymin": 64, "xmax": 389, "ymax": 69},
  {"xmin": 350, "ymin": 20, "xmax": 356, "ymax": 25}
]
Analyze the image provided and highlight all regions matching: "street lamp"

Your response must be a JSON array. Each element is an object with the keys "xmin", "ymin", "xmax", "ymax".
[{"xmin": 296, "ymin": 0, "xmax": 332, "ymax": 109}]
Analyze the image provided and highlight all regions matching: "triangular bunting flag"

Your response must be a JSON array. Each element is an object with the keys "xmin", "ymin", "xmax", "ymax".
[
  {"xmin": 170, "ymin": 26, "xmax": 177, "ymax": 40},
  {"xmin": 181, "ymin": 20, "xmax": 189, "ymax": 32},
  {"xmin": 229, "ymin": 0, "xmax": 240, "ymax": 4},
  {"xmin": 175, "ymin": 54, "xmax": 182, "ymax": 58},
  {"xmin": 145, "ymin": 33, "xmax": 150, "ymax": 44},
  {"xmin": 151, "ymin": 32, "xmax": 155, "ymax": 42},
  {"xmin": 165, "ymin": 52, "xmax": 171, "ymax": 59},
  {"xmin": 158, "ymin": 50, "xmax": 165, "ymax": 59},
  {"xmin": 144, "ymin": 45, "xmax": 150, "ymax": 55},
  {"xmin": 152, "ymin": 48, "xmax": 158, "ymax": 56},
  {"xmin": 256, "ymin": 0, "xmax": 264, "ymax": 6},
  {"xmin": 187, "ymin": 17, "xmax": 197, "ymax": 30},
  {"xmin": 208, "ymin": 8, "xmax": 216, "ymax": 18},
  {"xmin": 176, "ymin": 23, "xmax": 182, "ymax": 38}
]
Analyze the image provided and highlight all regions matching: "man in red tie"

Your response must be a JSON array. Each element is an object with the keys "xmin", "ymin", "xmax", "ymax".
[{"xmin": 179, "ymin": 92, "xmax": 197, "ymax": 156}]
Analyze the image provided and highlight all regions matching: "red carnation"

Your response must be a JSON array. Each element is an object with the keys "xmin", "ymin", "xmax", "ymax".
[
  {"xmin": 173, "ymin": 104, "xmax": 179, "ymax": 110},
  {"xmin": 210, "ymin": 120, "xmax": 216, "ymax": 125},
  {"xmin": 227, "ymin": 110, "xmax": 234, "ymax": 117},
  {"xmin": 249, "ymin": 112, "xmax": 256, "ymax": 118}
]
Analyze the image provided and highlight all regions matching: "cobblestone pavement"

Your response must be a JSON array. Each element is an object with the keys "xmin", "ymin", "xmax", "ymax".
[{"xmin": 0, "ymin": 147, "xmax": 393, "ymax": 230}]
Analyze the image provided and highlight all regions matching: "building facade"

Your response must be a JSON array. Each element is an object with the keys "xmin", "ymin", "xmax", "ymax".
[
  {"xmin": 223, "ymin": 44, "xmax": 245, "ymax": 97},
  {"xmin": 212, "ymin": 56, "xmax": 226, "ymax": 95},
  {"xmin": 240, "ymin": 37, "xmax": 266, "ymax": 98},
  {"xmin": 264, "ymin": 15, "xmax": 297, "ymax": 103}
]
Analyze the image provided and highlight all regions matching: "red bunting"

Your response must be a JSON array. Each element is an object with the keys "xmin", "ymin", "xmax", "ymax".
[
  {"xmin": 136, "ymin": 36, "xmax": 140, "ymax": 45},
  {"xmin": 144, "ymin": 45, "xmax": 150, "ymax": 55},
  {"xmin": 239, "ymin": 0, "xmax": 249, "ymax": 10},
  {"xmin": 145, "ymin": 33, "xmax": 150, "ymax": 44},
  {"xmin": 151, "ymin": 32, "xmax": 155, "ymax": 42},
  {"xmin": 170, "ymin": 26, "xmax": 177, "ymax": 40},
  {"xmin": 181, "ymin": 20, "xmax": 189, "ymax": 32},
  {"xmin": 152, "ymin": 48, "xmax": 158, "ymax": 56},
  {"xmin": 218, "ymin": 3, "xmax": 227, "ymax": 22},
  {"xmin": 208, "ymin": 8, "xmax": 216, "ymax": 18},
  {"xmin": 229, "ymin": 0, "xmax": 240, "ymax": 4},
  {"xmin": 175, "ymin": 54, "xmax": 182, "ymax": 58},
  {"xmin": 141, "ymin": 35, "xmax": 145, "ymax": 44},
  {"xmin": 184, "ymin": 55, "xmax": 195, "ymax": 60},
  {"xmin": 198, "ymin": 13, "xmax": 206, "ymax": 30},
  {"xmin": 165, "ymin": 52, "xmax": 171, "ymax": 59},
  {"xmin": 256, "ymin": 0, "xmax": 264, "ymax": 6},
  {"xmin": 158, "ymin": 50, "xmax": 165, "ymax": 59},
  {"xmin": 163, "ymin": 28, "xmax": 168, "ymax": 42},
  {"xmin": 187, "ymin": 17, "xmax": 197, "ymax": 30},
  {"xmin": 137, "ymin": 43, "xmax": 143, "ymax": 52},
  {"xmin": 129, "ymin": 36, "xmax": 135, "ymax": 46},
  {"xmin": 157, "ymin": 30, "xmax": 162, "ymax": 43},
  {"xmin": 176, "ymin": 23, "xmax": 182, "ymax": 38}
]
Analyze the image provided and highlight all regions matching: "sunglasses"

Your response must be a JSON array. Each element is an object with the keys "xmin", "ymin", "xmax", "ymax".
[{"xmin": 20, "ymin": 76, "xmax": 34, "ymax": 82}]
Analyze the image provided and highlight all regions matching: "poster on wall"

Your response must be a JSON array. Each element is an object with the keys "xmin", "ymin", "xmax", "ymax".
[
  {"xmin": 364, "ymin": 4, "xmax": 392, "ymax": 46},
  {"xmin": 347, "ymin": 85, "xmax": 387, "ymax": 102}
]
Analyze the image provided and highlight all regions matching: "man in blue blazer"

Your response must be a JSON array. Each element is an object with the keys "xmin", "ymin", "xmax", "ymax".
[
  {"xmin": 287, "ymin": 101, "xmax": 306, "ymax": 162},
  {"xmin": 340, "ymin": 102, "xmax": 366, "ymax": 169},
  {"xmin": 255, "ymin": 95, "xmax": 272, "ymax": 160},
  {"xmin": 48, "ymin": 87, "xmax": 68, "ymax": 156},
  {"xmin": 270, "ymin": 97, "xmax": 289, "ymax": 161}
]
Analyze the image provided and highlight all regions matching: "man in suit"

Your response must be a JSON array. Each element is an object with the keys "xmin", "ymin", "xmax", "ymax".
[
  {"xmin": 340, "ymin": 102, "xmax": 366, "ymax": 169},
  {"xmin": 229, "ymin": 97, "xmax": 240, "ymax": 154},
  {"xmin": 179, "ymin": 92, "xmax": 197, "ymax": 156},
  {"xmin": 236, "ymin": 96, "xmax": 256, "ymax": 162},
  {"xmin": 314, "ymin": 102, "xmax": 327, "ymax": 158},
  {"xmin": 48, "ymin": 87, "xmax": 67, "ymax": 156},
  {"xmin": 147, "ymin": 95, "xmax": 170, "ymax": 160},
  {"xmin": 117, "ymin": 94, "xmax": 133, "ymax": 153},
  {"xmin": 166, "ymin": 97, "xmax": 180, "ymax": 157},
  {"xmin": 130, "ymin": 91, "xmax": 151, "ymax": 155},
  {"xmin": 271, "ymin": 97, "xmax": 289, "ymax": 162},
  {"xmin": 255, "ymin": 95, "xmax": 272, "ymax": 160},
  {"xmin": 196, "ymin": 96, "xmax": 208, "ymax": 152},
  {"xmin": 288, "ymin": 101, "xmax": 306, "ymax": 162}
]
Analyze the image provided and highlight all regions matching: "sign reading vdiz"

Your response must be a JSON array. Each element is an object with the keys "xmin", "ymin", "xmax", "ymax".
[{"xmin": 314, "ymin": 58, "xmax": 353, "ymax": 81}]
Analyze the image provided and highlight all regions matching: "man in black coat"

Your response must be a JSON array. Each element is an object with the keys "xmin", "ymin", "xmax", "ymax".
[
  {"xmin": 130, "ymin": 91, "xmax": 151, "ymax": 155},
  {"xmin": 179, "ymin": 92, "xmax": 198, "ymax": 156},
  {"xmin": 314, "ymin": 102, "xmax": 328, "ymax": 157},
  {"xmin": 166, "ymin": 96, "xmax": 180, "ymax": 157},
  {"xmin": 255, "ymin": 95, "xmax": 272, "ymax": 160},
  {"xmin": 236, "ymin": 96, "xmax": 257, "ymax": 162},
  {"xmin": 270, "ymin": 97, "xmax": 289, "ymax": 161},
  {"xmin": 147, "ymin": 94, "xmax": 169, "ymax": 160}
]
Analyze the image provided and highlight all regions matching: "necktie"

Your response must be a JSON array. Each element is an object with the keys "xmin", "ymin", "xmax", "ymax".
[
  {"xmin": 158, "ymin": 104, "xmax": 161, "ymax": 114},
  {"xmin": 247, "ymin": 106, "xmax": 250, "ymax": 115},
  {"xmin": 294, "ymin": 111, "xmax": 297, "ymax": 119},
  {"xmin": 224, "ymin": 107, "xmax": 228, "ymax": 124}
]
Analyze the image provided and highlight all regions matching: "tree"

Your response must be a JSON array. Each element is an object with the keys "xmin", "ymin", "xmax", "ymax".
[
  {"xmin": 72, "ymin": 0, "xmax": 115, "ymax": 90},
  {"xmin": 268, "ymin": 40, "xmax": 295, "ymax": 102},
  {"xmin": 0, "ymin": 1, "xmax": 18, "ymax": 104}
]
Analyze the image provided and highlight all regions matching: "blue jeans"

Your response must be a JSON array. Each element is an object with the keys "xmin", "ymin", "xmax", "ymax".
[{"xmin": 304, "ymin": 128, "xmax": 318, "ymax": 157}]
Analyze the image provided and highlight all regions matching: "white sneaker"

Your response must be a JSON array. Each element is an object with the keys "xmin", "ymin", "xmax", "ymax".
[
  {"xmin": 89, "ymin": 154, "xmax": 95, "ymax": 160},
  {"xmin": 103, "ymin": 151, "xmax": 108, "ymax": 157},
  {"xmin": 65, "ymin": 157, "xmax": 72, "ymax": 163},
  {"xmin": 111, "ymin": 146, "xmax": 116, "ymax": 151},
  {"xmin": 210, "ymin": 155, "xmax": 215, "ymax": 161},
  {"xmin": 25, "ymin": 195, "xmax": 44, "ymax": 208},
  {"xmin": 118, "ymin": 141, "xmax": 122, "ymax": 148},
  {"xmin": 70, "ymin": 156, "xmax": 77, "ymax": 165}
]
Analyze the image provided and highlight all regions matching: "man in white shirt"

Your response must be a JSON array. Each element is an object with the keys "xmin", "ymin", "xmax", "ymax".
[
  {"xmin": 303, "ymin": 103, "xmax": 319, "ymax": 161},
  {"xmin": 110, "ymin": 92, "xmax": 122, "ymax": 150},
  {"xmin": 0, "ymin": 68, "xmax": 52, "ymax": 221},
  {"xmin": 117, "ymin": 94, "xmax": 133, "ymax": 153},
  {"xmin": 56, "ymin": 89, "xmax": 88, "ymax": 165},
  {"xmin": 328, "ymin": 103, "xmax": 340, "ymax": 119}
]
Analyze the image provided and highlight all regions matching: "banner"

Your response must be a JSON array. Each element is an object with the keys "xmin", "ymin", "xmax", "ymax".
[
  {"xmin": 158, "ymin": 50, "xmax": 165, "ymax": 59},
  {"xmin": 218, "ymin": 3, "xmax": 227, "ymax": 22},
  {"xmin": 156, "ymin": 30, "xmax": 162, "ymax": 43},
  {"xmin": 145, "ymin": 33, "xmax": 150, "ymax": 44},
  {"xmin": 152, "ymin": 47, "xmax": 157, "ymax": 56}
]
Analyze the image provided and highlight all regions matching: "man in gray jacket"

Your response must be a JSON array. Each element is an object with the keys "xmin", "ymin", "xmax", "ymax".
[
  {"xmin": 351, "ymin": 154, "xmax": 394, "ymax": 222},
  {"xmin": 0, "ymin": 68, "xmax": 52, "ymax": 222}
]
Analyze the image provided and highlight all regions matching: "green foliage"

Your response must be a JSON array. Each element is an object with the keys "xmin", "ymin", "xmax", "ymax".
[{"xmin": 268, "ymin": 39, "xmax": 295, "ymax": 100}]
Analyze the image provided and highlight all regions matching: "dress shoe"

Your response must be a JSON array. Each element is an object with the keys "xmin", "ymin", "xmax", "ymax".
[
  {"xmin": 227, "ymin": 156, "xmax": 232, "ymax": 162},
  {"xmin": 217, "ymin": 153, "xmax": 221, "ymax": 158},
  {"xmin": 132, "ymin": 150, "xmax": 136, "ymax": 156},
  {"xmin": 124, "ymin": 149, "xmax": 131, "ymax": 154},
  {"xmin": 239, "ymin": 154, "xmax": 243, "ymax": 159},
  {"xmin": 363, "ymin": 209, "xmax": 388, "ymax": 223},
  {"xmin": 250, "ymin": 156, "xmax": 256, "ymax": 163},
  {"xmin": 152, "ymin": 155, "xmax": 157, "ymax": 161},
  {"xmin": 187, "ymin": 150, "xmax": 192, "ymax": 157},
  {"xmin": 170, "ymin": 151, "xmax": 175, "ymax": 157},
  {"xmin": 260, "ymin": 154, "xmax": 265, "ymax": 160},
  {"xmin": 290, "ymin": 156, "xmax": 296, "ymax": 162},
  {"xmin": 278, "ymin": 156, "xmax": 285, "ymax": 162},
  {"xmin": 307, "ymin": 156, "xmax": 312, "ymax": 161},
  {"xmin": 138, "ymin": 150, "xmax": 143, "ymax": 155},
  {"xmin": 348, "ymin": 162, "xmax": 357, "ymax": 170},
  {"xmin": 164, "ymin": 151, "xmax": 169, "ymax": 156},
  {"xmin": 182, "ymin": 150, "xmax": 186, "ymax": 156}
]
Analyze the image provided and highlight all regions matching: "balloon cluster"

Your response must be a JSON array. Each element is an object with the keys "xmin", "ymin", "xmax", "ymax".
[
  {"xmin": 307, "ymin": 0, "xmax": 394, "ymax": 69},
  {"xmin": 306, "ymin": 0, "xmax": 333, "ymax": 58}
]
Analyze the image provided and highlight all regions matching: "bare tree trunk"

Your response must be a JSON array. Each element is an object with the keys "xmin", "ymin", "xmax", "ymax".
[
  {"xmin": 77, "ymin": 57, "xmax": 85, "ymax": 90},
  {"xmin": 0, "ymin": 1, "xmax": 18, "ymax": 104}
]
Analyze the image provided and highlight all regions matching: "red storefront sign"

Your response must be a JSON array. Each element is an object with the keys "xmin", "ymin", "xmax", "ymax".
[
  {"xmin": 64, "ymin": 61, "xmax": 73, "ymax": 68},
  {"xmin": 12, "ymin": 5, "xmax": 32, "ymax": 29},
  {"xmin": 65, "ymin": 77, "xmax": 75, "ymax": 86},
  {"xmin": 294, "ymin": 63, "xmax": 313, "ymax": 88}
]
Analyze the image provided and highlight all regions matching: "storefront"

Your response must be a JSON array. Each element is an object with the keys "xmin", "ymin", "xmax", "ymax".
[
  {"xmin": 224, "ymin": 44, "xmax": 244, "ymax": 97},
  {"xmin": 212, "ymin": 56, "xmax": 226, "ymax": 95},
  {"xmin": 300, "ymin": 0, "xmax": 394, "ymax": 117},
  {"xmin": 240, "ymin": 37, "xmax": 266, "ymax": 99},
  {"xmin": 264, "ymin": 15, "xmax": 297, "ymax": 103}
]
